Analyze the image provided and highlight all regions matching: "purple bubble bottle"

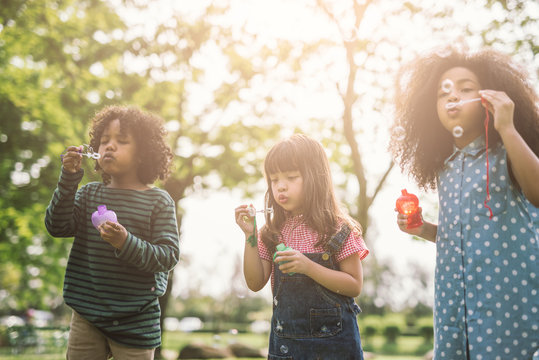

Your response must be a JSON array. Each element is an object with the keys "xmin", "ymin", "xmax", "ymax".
[{"xmin": 91, "ymin": 205, "xmax": 117, "ymax": 229}]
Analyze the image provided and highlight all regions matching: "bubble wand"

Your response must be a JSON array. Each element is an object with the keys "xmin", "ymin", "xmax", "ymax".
[
  {"xmin": 445, "ymin": 97, "xmax": 482, "ymax": 110},
  {"xmin": 247, "ymin": 206, "xmax": 273, "ymax": 217},
  {"xmin": 60, "ymin": 144, "xmax": 101, "ymax": 160},
  {"xmin": 482, "ymin": 98, "xmax": 494, "ymax": 219},
  {"xmin": 245, "ymin": 206, "xmax": 273, "ymax": 247}
]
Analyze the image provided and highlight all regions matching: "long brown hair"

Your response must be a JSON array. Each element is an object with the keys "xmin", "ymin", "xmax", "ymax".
[
  {"xmin": 260, "ymin": 134, "xmax": 362, "ymax": 252},
  {"xmin": 390, "ymin": 46, "xmax": 539, "ymax": 190}
]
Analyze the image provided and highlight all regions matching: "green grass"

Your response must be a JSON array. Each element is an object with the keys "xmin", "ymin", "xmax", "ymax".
[
  {"xmin": 161, "ymin": 331, "xmax": 268, "ymax": 359},
  {"xmin": 0, "ymin": 330, "xmax": 428, "ymax": 360},
  {"xmin": 362, "ymin": 334, "xmax": 432, "ymax": 356}
]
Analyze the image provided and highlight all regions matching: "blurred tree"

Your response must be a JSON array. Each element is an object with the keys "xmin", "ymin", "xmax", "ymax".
[
  {"xmin": 312, "ymin": 0, "xmax": 538, "ymax": 234},
  {"xmin": 246, "ymin": 0, "xmax": 537, "ymax": 313},
  {"xmin": 1, "ymin": 0, "xmax": 537, "ymax": 343},
  {"xmin": 0, "ymin": 0, "xmax": 286, "ymax": 316},
  {"xmin": 0, "ymin": 0, "xmax": 130, "ymax": 312}
]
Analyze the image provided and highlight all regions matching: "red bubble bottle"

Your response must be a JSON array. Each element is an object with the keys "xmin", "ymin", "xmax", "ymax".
[{"xmin": 395, "ymin": 189, "xmax": 423, "ymax": 229}]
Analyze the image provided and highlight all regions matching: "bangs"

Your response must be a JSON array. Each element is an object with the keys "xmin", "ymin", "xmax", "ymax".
[{"xmin": 264, "ymin": 140, "xmax": 301, "ymax": 175}]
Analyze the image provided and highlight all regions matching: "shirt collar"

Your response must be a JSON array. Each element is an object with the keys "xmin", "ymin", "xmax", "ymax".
[{"xmin": 445, "ymin": 135, "xmax": 486, "ymax": 164}]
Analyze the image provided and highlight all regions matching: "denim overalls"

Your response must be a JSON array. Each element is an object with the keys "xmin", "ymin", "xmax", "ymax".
[{"xmin": 268, "ymin": 225, "xmax": 364, "ymax": 360}]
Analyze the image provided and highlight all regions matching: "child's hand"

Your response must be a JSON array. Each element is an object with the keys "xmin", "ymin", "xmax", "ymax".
[
  {"xmin": 62, "ymin": 146, "xmax": 83, "ymax": 173},
  {"xmin": 274, "ymin": 249, "xmax": 311, "ymax": 275},
  {"xmin": 479, "ymin": 90, "xmax": 515, "ymax": 134},
  {"xmin": 395, "ymin": 207, "xmax": 425, "ymax": 236},
  {"xmin": 98, "ymin": 221, "xmax": 128, "ymax": 249},
  {"xmin": 234, "ymin": 204, "xmax": 256, "ymax": 236}
]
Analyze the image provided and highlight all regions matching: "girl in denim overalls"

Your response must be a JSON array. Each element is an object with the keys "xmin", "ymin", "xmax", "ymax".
[{"xmin": 235, "ymin": 134, "xmax": 369, "ymax": 360}]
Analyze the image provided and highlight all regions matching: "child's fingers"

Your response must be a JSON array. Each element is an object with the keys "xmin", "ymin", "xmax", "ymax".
[
  {"xmin": 105, "ymin": 221, "xmax": 120, "ymax": 231},
  {"xmin": 396, "ymin": 213, "xmax": 409, "ymax": 230},
  {"xmin": 97, "ymin": 222, "xmax": 112, "ymax": 234},
  {"xmin": 234, "ymin": 206, "xmax": 253, "ymax": 223},
  {"xmin": 62, "ymin": 152, "xmax": 82, "ymax": 173},
  {"xmin": 273, "ymin": 250, "xmax": 296, "ymax": 262},
  {"xmin": 66, "ymin": 145, "xmax": 83, "ymax": 152}
]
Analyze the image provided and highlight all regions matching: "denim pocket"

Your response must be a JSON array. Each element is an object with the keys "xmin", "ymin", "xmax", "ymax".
[
  {"xmin": 469, "ymin": 179, "xmax": 508, "ymax": 218},
  {"xmin": 310, "ymin": 307, "xmax": 342, "ymax": 337}
]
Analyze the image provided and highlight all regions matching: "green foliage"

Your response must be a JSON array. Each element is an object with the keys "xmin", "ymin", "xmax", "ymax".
[
  {"xmin": 0, "ymin": 0, "xmax": 130, "ymax": 311},
  {"xmin": 359, "ymin": 315, "xmax": 383, "ymax": 338},
  {"xmin": 1, "ymin": 0, "xmax": 537, "ymax": 326},
  {"xmin": 0, "ymin": 0, "xmax": 283, "ymax": 313},
  {"xmin": 169, "ymin": 293, "xmax": 271, "ymax": 329},
  {"xmin": 383, "ymin": 325, "xmax": 401, "ymax": 344},
  {"xmin": 416, "ymin": 317, "xmax": 434, "ymax": 344}
]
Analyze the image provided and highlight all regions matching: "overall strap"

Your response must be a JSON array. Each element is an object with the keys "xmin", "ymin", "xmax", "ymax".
[{"xmin": 325, "ymin": 224, "xmax": 351, "ymax": 256}]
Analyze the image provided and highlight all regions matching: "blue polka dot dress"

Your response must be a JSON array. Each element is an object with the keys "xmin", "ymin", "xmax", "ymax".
[{"xmin": 435, "ymin": 136, "xmax": 539, "ymax": 360}]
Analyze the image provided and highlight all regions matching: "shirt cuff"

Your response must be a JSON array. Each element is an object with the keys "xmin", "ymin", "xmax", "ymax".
[
  {"xmin": 115, "ymin": 232, "xmax": 138, "ymax": 261},
  {"xmin": 59, "ymin": 167, "xmax": 84, "ymax": 184}
]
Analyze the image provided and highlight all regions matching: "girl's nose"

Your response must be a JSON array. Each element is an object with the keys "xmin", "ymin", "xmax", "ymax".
[{"xmin": 447, "ymin": 90, "xmax": 459, "ymax": 102}]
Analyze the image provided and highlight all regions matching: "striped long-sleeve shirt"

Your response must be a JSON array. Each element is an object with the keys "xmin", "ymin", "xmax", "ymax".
[{"xmin": 45, "ymin": 168, "xmax": 179, "ymax": 349}]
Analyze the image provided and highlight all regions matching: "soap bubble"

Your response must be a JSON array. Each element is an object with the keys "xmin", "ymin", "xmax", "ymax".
[
  {"xmin": 392, "ymin": 126, "xmax": 406, "ymax": 141},
  {"xmin": 435, "ymin": 48, "xmax": 452, "ymax": 58},
  {"xmin": 452, "ymin": 126, "xmax": 464, "ymax": 138},
  {"xmin": 441, "ymin": 79, "xmax": 453, "ymax": 94}
]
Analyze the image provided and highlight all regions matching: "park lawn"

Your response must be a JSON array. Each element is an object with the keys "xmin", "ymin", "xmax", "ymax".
[
  {"xmin": 162, "ymin": 331, "xmax": 426, "ymax": 359},
  {"xmin": 362, "ymin": 334, "xmax": 432, "ymax": 355},
  {"xmin": 0, "ymin": 330, "xmax": 427, "ymax": 360}
]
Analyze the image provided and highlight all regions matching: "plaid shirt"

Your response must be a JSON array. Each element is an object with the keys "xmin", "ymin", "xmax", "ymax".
[{"xmin": 258, "ymin": 215, "xmax": 369, "ymax": 287}]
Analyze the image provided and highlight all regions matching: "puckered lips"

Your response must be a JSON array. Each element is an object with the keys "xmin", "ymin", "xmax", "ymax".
[{"xmin": 101, "ymin": 152, "xmax": 115, "ymax": 161}]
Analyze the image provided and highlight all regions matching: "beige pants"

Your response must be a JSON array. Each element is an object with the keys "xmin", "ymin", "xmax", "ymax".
[{"xmin": 66, "ymin": 311, "xmax": 155, "ymax": 360}]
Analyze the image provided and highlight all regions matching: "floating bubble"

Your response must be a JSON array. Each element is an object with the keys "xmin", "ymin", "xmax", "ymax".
[
  {"xmin": 452, "ymin": 126, "xmax": 464, "ymax": 138},
  {"xmin": 435, "ymin": 48, "xmax": 452, "ymax": 58},
  {"xmin": 441, "ymin": 79, "xmax": 453, "ymax": 94},
  {"xmin": 392, "ymin": 126, "xmax": 406, "ymax": 141}
]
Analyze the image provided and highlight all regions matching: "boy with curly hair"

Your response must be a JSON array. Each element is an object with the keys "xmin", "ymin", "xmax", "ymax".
[{"xmin": 46, "ymin": 105, "xmax": 179, "ymax": 359}]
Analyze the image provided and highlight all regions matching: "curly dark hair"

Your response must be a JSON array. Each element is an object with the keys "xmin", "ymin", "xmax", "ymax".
[
  {"xmin": 88, "ymin": 105, "xmax": 173, "ymax": 185},
  {"xmin": 389, "ymin": 46, "xmax": 539, "ymax": 190},
  {"xmin": 259, "ymin": 134, "xmax": 362, "ymax": 253}
]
